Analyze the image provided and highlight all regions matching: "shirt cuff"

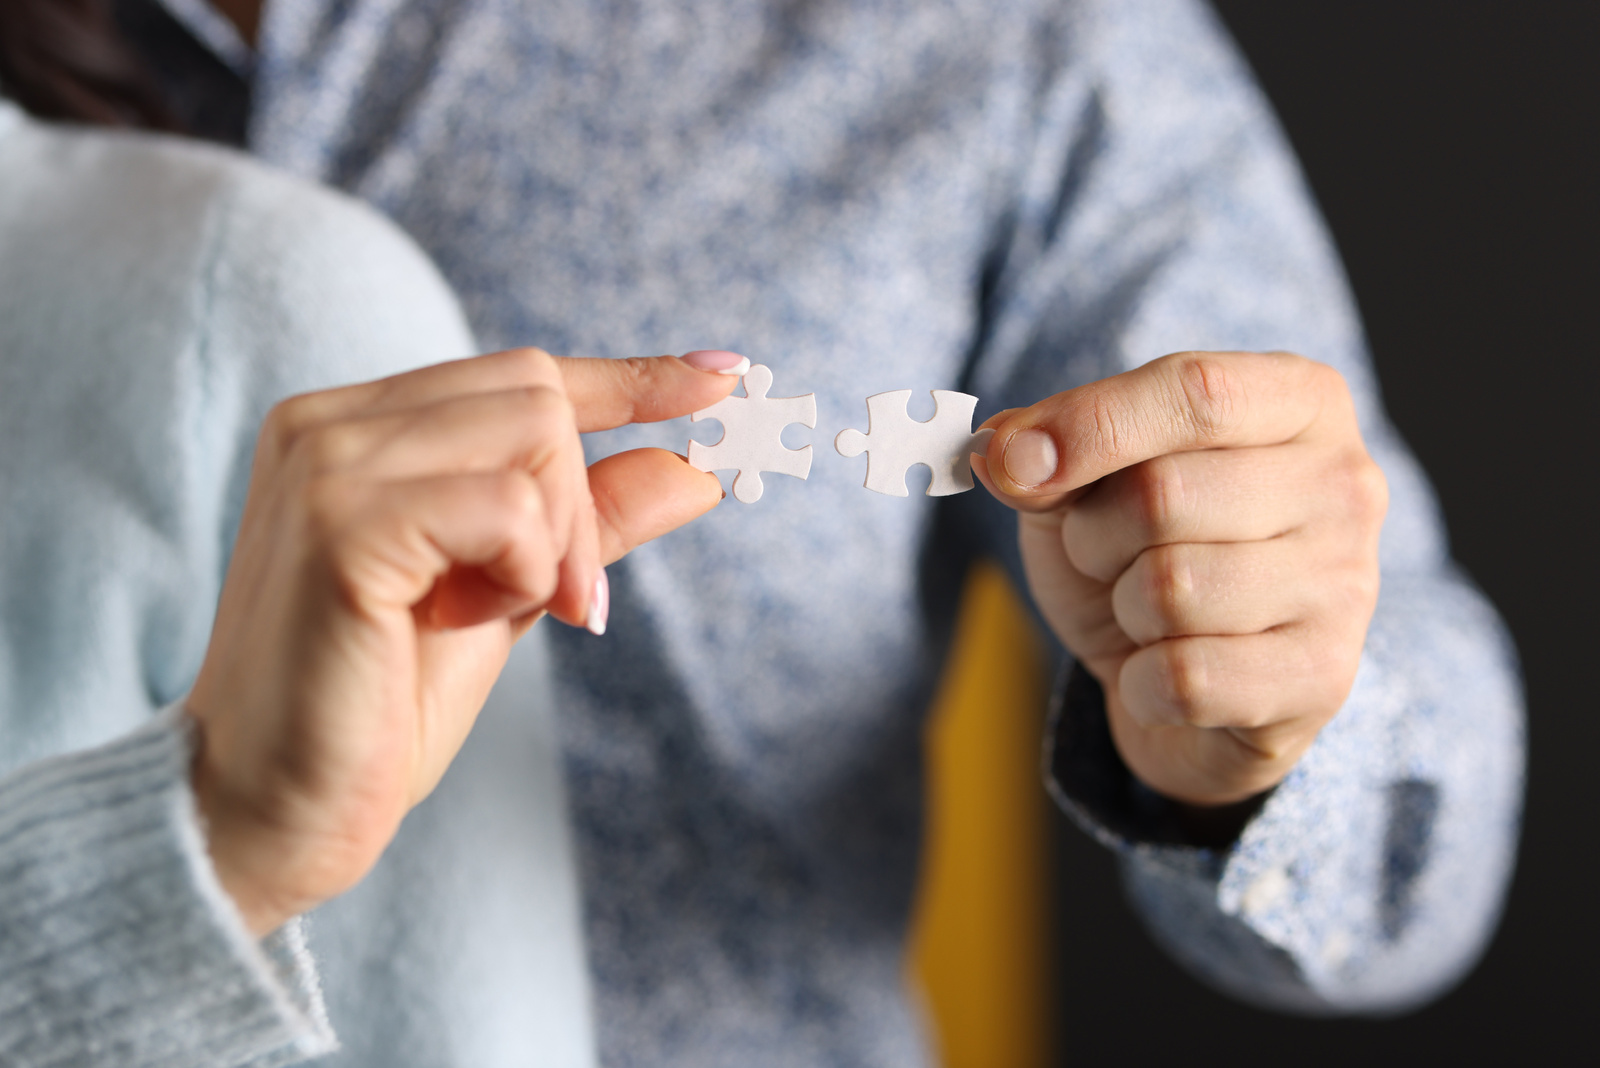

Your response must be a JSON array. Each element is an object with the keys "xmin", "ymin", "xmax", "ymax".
[
  {"xmin": 1043, "ymin": 596, "xmax": 1521, "ymax": 1014},
  {"xmin": 0, "ymin": 705, "xmax": 335, "ymax": 1067},
  {"xmin": 1041, "ymin": 660, "xmax": 1326, "ymax": 1011}
]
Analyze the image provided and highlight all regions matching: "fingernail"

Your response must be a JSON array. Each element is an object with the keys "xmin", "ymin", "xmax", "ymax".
[
  {"xmin": 1003, "ymin": 429, "xmax": 1059, "ymax": 487},
  {"xmin": 586, "ymin": 570, "xmax": 609, "ymax": 636},
  {"xmin": 680, "ymin": 350, "xmax": 751, "ymax": 376}
]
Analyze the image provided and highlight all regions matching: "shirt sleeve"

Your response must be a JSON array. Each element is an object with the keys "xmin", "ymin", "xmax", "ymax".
[{"xmin": 958, "ymin": 0, "xmax": 1524, "ymax": 1012}]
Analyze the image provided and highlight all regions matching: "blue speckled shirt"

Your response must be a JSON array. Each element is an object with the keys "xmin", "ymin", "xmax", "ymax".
[{"xmin": 158, "ymin": 0, "xmax": 1524, "ymax": 1062}]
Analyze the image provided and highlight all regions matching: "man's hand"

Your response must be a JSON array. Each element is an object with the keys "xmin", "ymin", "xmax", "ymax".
[
  {"xmin": 974, "ymin": 351, "xmax": 1387, "ymax": 807},
  {"xmin": 186, "ymin": 348, "xmax": 744, "ymax": 935}
]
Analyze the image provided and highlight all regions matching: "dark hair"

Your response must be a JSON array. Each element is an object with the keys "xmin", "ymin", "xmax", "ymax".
[{"xmin": 0, "ymin": 0, "xmax": 177, "ymax": 129}]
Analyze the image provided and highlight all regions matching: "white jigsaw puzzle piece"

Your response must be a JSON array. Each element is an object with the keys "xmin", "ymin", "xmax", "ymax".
[
  {"xmin": 688, "ymin": 364, "xmax": 817, "ymax": 503},
  {"xmin": 834, "ymin": 389, "xmax": 995, "ymax": 497}
]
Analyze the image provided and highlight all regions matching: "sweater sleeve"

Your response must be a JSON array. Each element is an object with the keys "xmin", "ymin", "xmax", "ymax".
[
  {"xmin": 961, "ymin": 0, "xmax": 1523, "ymax": 1012},
  {"xmin": 0, "ymin": 707, "xmax": 335, "ymax": 1067}
]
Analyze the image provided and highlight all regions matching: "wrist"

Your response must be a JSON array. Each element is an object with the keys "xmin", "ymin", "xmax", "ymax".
[{"xmin": 186, "ymin": 717, "xmax": 305, "ymax": 938}]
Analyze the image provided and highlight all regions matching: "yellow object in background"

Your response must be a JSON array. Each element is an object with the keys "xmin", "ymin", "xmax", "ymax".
[{"xmin": 907, "ymin": 560, "xmax": 1054, "ymax": 1068}]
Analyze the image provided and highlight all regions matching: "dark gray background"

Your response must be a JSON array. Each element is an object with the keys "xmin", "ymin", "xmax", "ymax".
[{"xmin": 1049, "ymin": 3, "xmax": 1599, "ymax": 1061}]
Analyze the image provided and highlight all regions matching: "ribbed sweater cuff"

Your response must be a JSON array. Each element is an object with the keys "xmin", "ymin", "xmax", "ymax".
[{"xmin": 0, "ymin": 706, "xmax": 336, "ymax": 1067}]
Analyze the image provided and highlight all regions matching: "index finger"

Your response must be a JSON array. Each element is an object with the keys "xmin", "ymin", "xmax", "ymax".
[
  {"xmin": 984, "ymin": 351, "xmax": 1339, "ymax": 500},
  {"xmin": 263, "ymin": 348, "xmax": 747, "ymax": 453},
  {"xmin": 557, "ymin": 352, "xmax": 746, "ymax": 433}
]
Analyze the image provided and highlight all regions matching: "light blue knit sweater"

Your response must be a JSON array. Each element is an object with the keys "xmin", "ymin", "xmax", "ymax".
[{"xmin": 0, "ymin": 101, "xmax": 596, "ymax": 1067}]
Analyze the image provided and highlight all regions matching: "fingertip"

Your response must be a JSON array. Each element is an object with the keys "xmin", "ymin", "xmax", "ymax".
[
  {"xmin": 981, "ymin": 402, "xmax": 1072, "ymax": 496},
  {"xmin": 677, "ymin": 449, "xmax": 729, "ymax": 491},
  {"xmin": 974, "ymin": 425, "xmax": 1078, "ymax": 514},
  {"xmin": 977, "ymin": 408, "xmax": 1021, "ymax": 433},
  {"xmin": 974, "ymin": 411, "xmax": 1026, "ymax": 498},
  {"xmin": 590, "ymin": 448, "xmax": 730, "ymax": 563},
  {"xmin": 970, "ymin": 452, "xmax": 1002, "ymax": 500}
]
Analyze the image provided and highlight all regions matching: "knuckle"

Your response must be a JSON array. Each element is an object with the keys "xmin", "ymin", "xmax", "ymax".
[
  {"xmin": 1308, "ymin": 361, "xmax": 1363, "ymax": 426},
  {"xmin": 510, "ymin": 345, "xmax": 554, "ymax": 368},
  {"xmin": 1141, "ymin": 544, "xmax": 1195, "ymax": 625},
  {"xmin": 1338, "ymin": 559, "xmax": 1382, "ymax": 615},
  {"xmin": 1321, "ymin": 447, "xmax": 1389, "ymax": 532},
  {"xmin": 519, "ymin": 383, "xmax": 575, "ymax": 425},
  {"xmin": 1345, "ymin": 454, "xmax": 1390, "ymax": 526},
  {"xmin": 612, "ymin": 357, "xmax": 657, "ymax": 421},
  {"xmin": 1332, "ymin": 575, "xmax": 1381, "ymax": 631},
  {"xmin": 1308, "ymin": 358, "xmax": 1349, "ymax": 397},
  {"xmin": 502, "ymin": 346, "xmax": 555, "ymax": 382},
  {"xmin": 262, "ymin": 393, "xmax": 318, "ymax": 457},
  {"xmin": 294, "ymin": 422, "xmax": 364, "ymax": 473},
  {"xmin": 615, "ymin": 355, "xmax": 656, "ymax": 386},
  {"xmin": 493, "ymin": 470, "xmax": 546, "ymax": 527},
  {"xmin": 496, "ymin": 476, "xmax": 562, "ymax": 598},
  {"xmin": 521, "ymin": 393, "xmax": 579, "ymax": 461},
  {"xmin": 471, "ymin": 474, "xmax": 560, "ymax": 601},
  {"xmin": 1155, "ymin": 641, "xmax": 1211, "ymax": 723},
  {"xmin": 1127, "ymin": 456, "xmax": 1187, "ymax": 541},
  {"xmin": 1172, "ymin": 354, "xmax": 1246, "ymax": 443}
]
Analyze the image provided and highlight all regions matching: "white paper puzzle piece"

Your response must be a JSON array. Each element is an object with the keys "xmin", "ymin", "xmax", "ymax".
[
  {"xmin": 688, "ymin": 364, "xmax": 817, "ymax": 503},
  {"xmin": 834, "ymin": 390, "xmax": 995, "ymax": 497}
]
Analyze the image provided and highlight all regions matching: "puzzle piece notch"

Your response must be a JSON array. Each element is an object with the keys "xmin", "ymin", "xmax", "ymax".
[
  {"xmin": 688, "ymin": 364, "xmax": 817, "ymax": 503},
  {"xmin": 834, "ymin": 389, "xmax": 994, "ymax": 497}
]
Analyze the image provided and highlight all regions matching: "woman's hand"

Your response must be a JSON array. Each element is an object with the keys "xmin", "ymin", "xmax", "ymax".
[
  {"xmin": 185, "ymin": 347, "xmax": 744, "ymax": 935},
  {"xmin": 975, "ymin": 351, "xmax": 1387, "ymax": 807}
]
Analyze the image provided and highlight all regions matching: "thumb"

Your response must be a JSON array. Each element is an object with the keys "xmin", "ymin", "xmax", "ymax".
[
  {"xmin": 557, "ymin": 350, "xmax": 749, "ymax": 432},
  {"xmin": 983, "ymin": 352, "xmax": 1329, "ymax": 499}
]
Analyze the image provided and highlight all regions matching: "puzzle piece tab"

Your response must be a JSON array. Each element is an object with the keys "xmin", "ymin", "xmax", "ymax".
[
  {"xmin": 688, "ymin": 364, "xmax": 817, "ymax": 503},
  {"xmin": 834, "ymin": 390, "xmax": 994, "ymax": 497}
]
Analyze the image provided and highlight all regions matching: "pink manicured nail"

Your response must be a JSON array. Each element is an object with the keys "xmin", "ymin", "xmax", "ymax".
[
  {"xmin": 1003, "ymin": 429, "xmax": 1059, "ymax": 487},
  {"xmin": 587, "ymin": 570, "xmax": 609, "ymax": 636},
  {"xmin": 680, "ymin": 350, "xmax": 751, "ymax": 376}
]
